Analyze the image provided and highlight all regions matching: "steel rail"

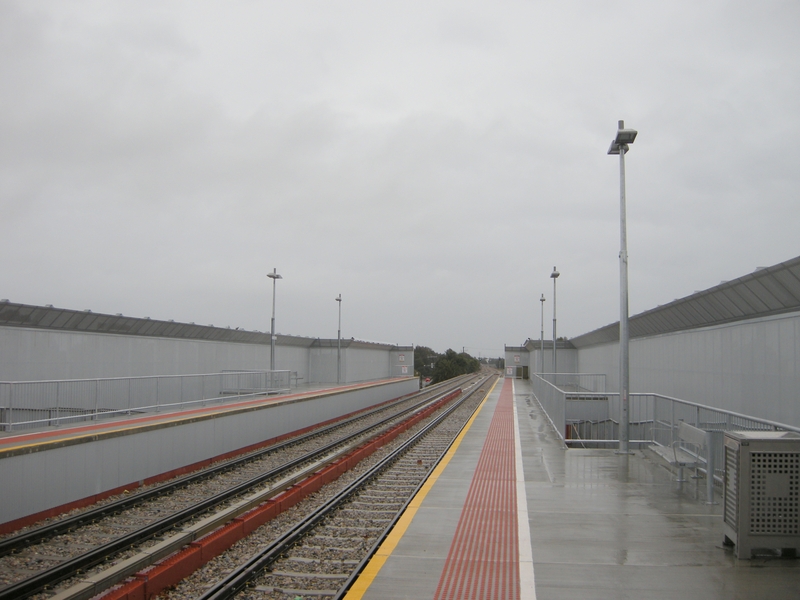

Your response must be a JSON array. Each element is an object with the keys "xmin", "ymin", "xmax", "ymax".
[
  {"xmin": 198, "ymin": 374, "xmax": 493, "ymax": 600},
  {"xmin": 332, "ymin": 375, "xmax": 495, "ymax": 600},
  {"xmin": 0, "ymin": 377, "xmax": 474, "ymax": 600}
]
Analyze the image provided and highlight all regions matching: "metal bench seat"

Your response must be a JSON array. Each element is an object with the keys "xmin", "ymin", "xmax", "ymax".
[{"xmin": 649, "ymin": 421, "xmax": 709, "ymax": 483}]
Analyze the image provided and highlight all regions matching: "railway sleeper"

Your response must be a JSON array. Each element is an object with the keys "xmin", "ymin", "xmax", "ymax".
[
  {"xmin": 255, "ymin": 585, "xmax": 339, "ymax": 596},
  {"xmin": 282, "ymin": 556, "xmax": 360, "ymax": 565},
  {"xmin": 269, "ymin": 571, "xmax": 349, "ymax": 579}
]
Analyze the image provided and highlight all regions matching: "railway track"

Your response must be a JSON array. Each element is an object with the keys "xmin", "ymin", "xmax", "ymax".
[
  {"xmin": 163, "ymin": 373, "xmax": 496, "ymax": 600},
  {"xmin": 0, "ymin": 376, "xmax": 477, "ymax": 600}
]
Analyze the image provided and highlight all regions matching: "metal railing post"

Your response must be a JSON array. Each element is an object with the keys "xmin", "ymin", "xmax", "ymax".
[
  {"xmin": 8, "ymin": 382, "xmax": 13, "ymax": 432},
  {"xmin": 670, "ymin": 401, "xmax": 675, "ymax": 446},
  {"xmin": 706, "ymin": 430, "xmax": 716, "ymax": 504}
]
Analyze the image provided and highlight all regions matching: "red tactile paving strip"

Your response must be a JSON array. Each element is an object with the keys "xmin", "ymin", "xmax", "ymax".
[{"xmin": 434, "ymin": 378, "xmax": 519, "ymax": 600}]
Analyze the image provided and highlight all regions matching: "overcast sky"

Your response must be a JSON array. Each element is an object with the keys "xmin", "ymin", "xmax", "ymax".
[{"xmin": 2, "ymin": 1, "xmax": 798, "ymax": 357}]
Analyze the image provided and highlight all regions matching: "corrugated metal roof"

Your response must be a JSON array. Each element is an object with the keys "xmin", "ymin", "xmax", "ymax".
[
  {"xmin": 571, "ymin": 255, "xmax": 800, "ymax": 348},
  {"xmin": 0, "ymin": 302, "xmax": 402, "ymax": 350},
  {"xmin": 523, "ymin": 339, "xmax": 575, "ymax": 351},
  {"xmin": 504, "ymin": 346, "xmax": 527, "ymax": 352},
  {"xmin": 505, "ymin": 340, "xmax": 576, "ymax": 352}
]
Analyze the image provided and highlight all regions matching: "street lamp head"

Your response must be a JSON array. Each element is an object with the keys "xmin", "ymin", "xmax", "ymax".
[
  {"xmin": 267, "ymin": 268, "xmax": 282, "ymax": 281},
  {"xmin": 550, "ymin": 267, "xmax": 560, "ymax": 279},
  {"xmin": 336, "ymin": 294, "xmax": 342, "ymax": 303},
  {"xmin": 615, "ymin": 129, "xmax": 638, "ymax": 145},
  {"xmin": 608, "ymin": 120, "xmax": 637, "ymax": 155},
  {"xmin": 540, "ymin": 294, "xmax": 545, "ymax": 303}
]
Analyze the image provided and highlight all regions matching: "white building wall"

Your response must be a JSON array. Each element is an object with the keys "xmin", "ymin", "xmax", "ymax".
[
  {"xmin": 308, "ymin": 346, "xmax": 339, "ymax": 384},
  {"xmin": 0, "ymin": 326, "xmax": 411, "ymax": 387},
  {"xmin": 506, "ymin": 350, "xmax": 530, "ymax": 369},
  {"xmin": 0, "ymin": 327, "xmax": 280, "ymax": 380},
  {"xmin": 389, "ymin": 348, "xmax": 413, "ymax": 378},
  {"xmin": 530, "ymin": 349, "xmax": 547, "ymax": 375},
  {"xmin": 273, "ymin": 344, "xmax": 312, "ymax": 382},
  {"xmin": 347, "ymin": 346, "xmax": 392, "ymax": 382},
  {"xmin": 576, "ymin": 312, "xmax": 800, "ymax": 428},
  {"xmin": 554, "ymin": 349, "xmax": 578, "ymax": 375},
  {"xmin": 508, "ymin": 347, "xmax": 578, "ymax": 378}
]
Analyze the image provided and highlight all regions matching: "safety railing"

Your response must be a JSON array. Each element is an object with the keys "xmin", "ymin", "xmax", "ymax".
[
  {"xmin": 531, "ymin": 373, "xmax": 607, "ymax": 437},
  {"xmin": 539, "ymin": 372, "xmax": 606, "ymax": 393},
  {"xmin": 0, "ymin": 370, "xmax": 292, "ymax": 432},
  {"xmin": 530, "ymin": 373, "xmax": 800, "ymax": 493}
]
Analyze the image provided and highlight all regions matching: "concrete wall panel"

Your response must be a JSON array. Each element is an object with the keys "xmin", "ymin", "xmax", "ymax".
[
  {"xmin": 347, "ymin": 347, "xmax": 390, "ymax": 382},
  {"xmin": 0, "ymin": 327, "xmax": 274, "ymax": 380}
]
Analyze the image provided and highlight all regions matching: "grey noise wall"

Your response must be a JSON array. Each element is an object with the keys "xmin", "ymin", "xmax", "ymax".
[
  {"xmin": 0, "ymin": 303, "xmax": 414, "ymax": 385},
  {"xmin": 0, "ymin": 326, "xmax": 280, "ymax": 381},
  {"xmin": 575, "ymin": 312, "xmax": 800, "ymax": 428}
]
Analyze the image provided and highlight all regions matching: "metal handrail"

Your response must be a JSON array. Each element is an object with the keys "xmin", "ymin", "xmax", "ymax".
[
  {"xmin": 529, "ymin": 374, "xmax": 800, "ymax": 497},
  {"xmin": 0, "ymin": 370, "xmax": 292, "ymax": 432}
]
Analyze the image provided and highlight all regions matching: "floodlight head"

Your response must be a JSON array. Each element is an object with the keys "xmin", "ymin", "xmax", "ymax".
[
  {"xmin": 608, "ymin": 120, "xmax": 637, "ymax": 155},
  {"xmin": 615, "ymin": 128, "xmax": 638, "ymax": 145},
  {"xmin": 550, "ymin": 267, "xmax": 560, "ymax": 279}
]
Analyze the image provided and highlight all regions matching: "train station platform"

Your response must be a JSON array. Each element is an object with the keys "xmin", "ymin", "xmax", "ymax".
[
  {"xmin": 0, "ymin": 377, "xmax": 419, "ymax": 533},
  {"xmin": 346, "ymin": 377, "xmax": 800, "ymax": 600},
  {"xmin": 0, "ymin": 380, "xmax": 391, "ymax": 455}
]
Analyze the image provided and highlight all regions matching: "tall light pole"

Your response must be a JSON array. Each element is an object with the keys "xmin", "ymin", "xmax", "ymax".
[
  {"xmin": 336, "ymin": 294, "xmax": 342, "ymax": 384},
  {"xmin": 539, "ymin": 293, "xmax": 545, "ymax": 375},
  {"xmin": 608, "ymin": 120, "xmax": 637, "ymax": 454},
  {"xmin": 550, "ymin": 267, "xmax": 560, "ymax": 378},
  {"xmin": 267, "ymin": 268, "xmax": 282, "ymax": 372}
]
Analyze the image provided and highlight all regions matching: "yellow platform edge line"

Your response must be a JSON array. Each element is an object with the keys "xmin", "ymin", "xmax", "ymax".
[{"xmin": 343, "ymin": 376, "xmax": 500, "ymax": 599}]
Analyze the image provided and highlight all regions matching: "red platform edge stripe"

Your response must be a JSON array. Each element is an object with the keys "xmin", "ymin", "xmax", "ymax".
[{"xmin": 434, "ymin": 378, "xmax": 520, "ymax": 600}]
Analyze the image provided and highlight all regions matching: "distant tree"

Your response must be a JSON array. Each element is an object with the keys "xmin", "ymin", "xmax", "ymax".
[
  {"xmin": 414, "ymin": 346, "xmax": 438, "ymax": 379},
  {"xmin": 432, "ymin": 349, "xmax": 480, "ymax": 383}
]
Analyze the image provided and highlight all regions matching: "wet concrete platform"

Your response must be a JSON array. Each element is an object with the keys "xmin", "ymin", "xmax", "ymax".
[{"xmin": 348, "ymin": 377, "xmax": 800, "ymax": 600}]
